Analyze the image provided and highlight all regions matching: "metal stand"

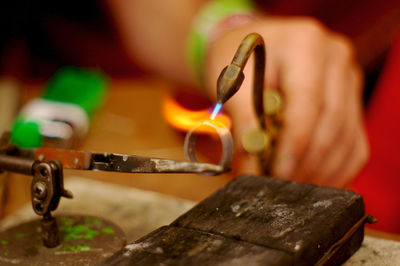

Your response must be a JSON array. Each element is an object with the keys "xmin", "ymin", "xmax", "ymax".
[{"xmin": 0, "ymin": 134, "xmax": 126, "ymax": 264}]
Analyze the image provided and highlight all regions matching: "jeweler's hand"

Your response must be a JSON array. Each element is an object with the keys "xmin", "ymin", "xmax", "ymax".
[{"xmin": 205, "ymin": 16, "xmax": 369, "ymax": 188}]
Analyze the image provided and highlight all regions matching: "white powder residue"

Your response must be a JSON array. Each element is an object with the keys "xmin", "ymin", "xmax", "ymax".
[
  {"xmin": 312, "ymin": 200, "xmax": 332, "ymax": 208},
  {"xmin": 123, "ymin": 242, "xmax": 151, "ymax": 256}
]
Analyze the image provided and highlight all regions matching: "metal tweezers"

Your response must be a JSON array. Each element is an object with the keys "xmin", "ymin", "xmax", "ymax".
[{"xmin": 1, "ymin": 147, "xmax": 225, "ymax": 175}]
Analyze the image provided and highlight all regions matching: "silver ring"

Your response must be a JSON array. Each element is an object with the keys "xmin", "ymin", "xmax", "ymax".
[{"xmin": 184, "ymin": 121, "xmax": 233, "ymax": 175}]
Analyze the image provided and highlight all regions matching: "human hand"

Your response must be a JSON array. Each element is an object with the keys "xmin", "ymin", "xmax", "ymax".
[{"xmin": 205, "ymin": 16, "xmax": 369, "ymax": 188}]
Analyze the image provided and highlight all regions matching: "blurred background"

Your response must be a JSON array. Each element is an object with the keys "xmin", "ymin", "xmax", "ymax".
[
  {"xmin": 0, "ymin": 0, "xmax": 399, "ymax": 235},
  {"xmin": 0, "ymin": 0, "xmax": 398, "ymax": 90}
]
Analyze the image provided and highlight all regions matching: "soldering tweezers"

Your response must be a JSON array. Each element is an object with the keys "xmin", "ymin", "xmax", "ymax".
[{"xmin": 2, "ymin": 147, "xmax": 224, "ymax": 175}]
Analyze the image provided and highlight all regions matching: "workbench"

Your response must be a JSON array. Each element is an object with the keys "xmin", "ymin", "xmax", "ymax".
[
  {"xmin": 1, "ymin": 177, "xmax": 399, "ymax": 265},
  {"xmin": 2, "ymin": 78, "xmax": 399, "ymax": 264}
]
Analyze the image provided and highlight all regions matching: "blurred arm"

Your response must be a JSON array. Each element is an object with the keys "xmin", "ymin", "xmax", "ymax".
[{"xmin": 107, "ymin": 0, "xmax": 207, "ymax": 86}]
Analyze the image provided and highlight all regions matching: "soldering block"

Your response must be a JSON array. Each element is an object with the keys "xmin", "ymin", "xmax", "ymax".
[{"xmin": 103, "ymin": 175, "xmax": 366, "ymax": 265}]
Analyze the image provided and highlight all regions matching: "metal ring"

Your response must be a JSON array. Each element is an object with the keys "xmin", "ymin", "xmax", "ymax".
[{"xmin": 184, "ymin": 120, "xmax": 233, "ymax": 175}]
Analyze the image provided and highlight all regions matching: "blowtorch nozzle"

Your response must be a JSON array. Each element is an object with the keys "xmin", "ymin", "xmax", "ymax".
[{"xmin": 216, "ymin": 64, "xmax": 245, "ymax": 104}]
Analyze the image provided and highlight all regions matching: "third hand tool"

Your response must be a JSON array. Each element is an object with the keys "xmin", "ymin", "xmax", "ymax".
[{"xmin": 0, "ymin": 131, "xmax": 226, "ymax": 249}]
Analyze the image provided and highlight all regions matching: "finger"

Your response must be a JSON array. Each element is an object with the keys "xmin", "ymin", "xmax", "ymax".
[
  {"xmin": 236, "ymin": 153, "xmax": 262, "ymax": 175},
  {"xmin": 307, "ymin": 64, "xmax": 364, "ymax": 187},
  {"xmin": 326, "ymin": 89, "xmax": 369, "ymax": 187},
  {"xmin": 272, "ymin": 39, "xmax": 326, "ymax": 179},
  {"xmin": 328, "ymin": 128, "xmax": 369, "ymax": 188},
  {"xmin": 308, "ymin": 120, "xmax": 356, "ymax": 187},
  {"xmin": 264, "ymin": 41, "xmax": 280, "ymax": 90},
  {"xmin": 294, "ymin": 38, "xmax": 353, "ymax": 181}
]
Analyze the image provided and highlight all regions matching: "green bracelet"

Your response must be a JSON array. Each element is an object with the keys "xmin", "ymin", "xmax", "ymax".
[{"xmin": 186, "ymin": 0, "xmax": 255, "ymax": 84}]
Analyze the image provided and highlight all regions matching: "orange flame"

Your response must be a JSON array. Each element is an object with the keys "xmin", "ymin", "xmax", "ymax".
[{"xmin": 163, "ymin": 95, "xmax": 231, "ymax": 134}]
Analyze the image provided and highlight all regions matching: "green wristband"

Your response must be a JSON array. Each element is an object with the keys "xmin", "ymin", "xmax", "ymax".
[{"xmin": 186, "ymin": 0, "xmax": 255, "ymax": 84}]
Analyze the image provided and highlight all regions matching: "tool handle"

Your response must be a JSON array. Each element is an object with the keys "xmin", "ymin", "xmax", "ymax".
[{"xmin": 0, "ymin": 154, "xmax": 35, "ymax": 175}]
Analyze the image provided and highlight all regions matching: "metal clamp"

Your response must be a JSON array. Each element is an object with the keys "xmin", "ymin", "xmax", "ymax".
[{"xmin": 0, "ymin": 144, "xmax": 73, "ymax": 248}]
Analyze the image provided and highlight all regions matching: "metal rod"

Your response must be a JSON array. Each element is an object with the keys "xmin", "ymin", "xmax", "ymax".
[{"xmin": 0, "ymin": 154, "xmax": 34, "ymax": 175}]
